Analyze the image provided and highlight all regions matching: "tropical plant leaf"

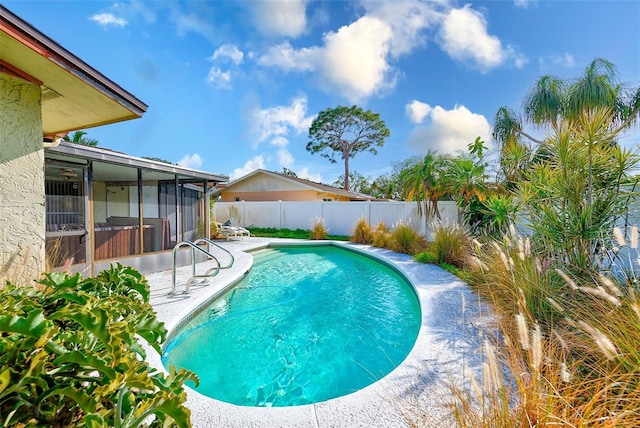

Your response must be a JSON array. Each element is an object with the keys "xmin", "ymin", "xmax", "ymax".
[
  {"xmin": 54, "ymin": 351, "xmax": 118, "ymax": 380},
  {"xmin": 0, "ymin": 310, "xmax": 48, "ymax": 338}
]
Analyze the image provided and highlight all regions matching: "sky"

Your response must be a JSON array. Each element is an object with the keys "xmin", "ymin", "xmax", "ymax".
[{"xmin": 6, "ymin": 1, "xmax": 640, "ymax": 184}]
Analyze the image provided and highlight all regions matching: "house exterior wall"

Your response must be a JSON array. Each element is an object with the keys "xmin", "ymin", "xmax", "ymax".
[
  {"xmin": 228, "ymin": 173, "xmax": 302, "ymax": 192},
  {"xmin": 218, "ymin": 171, "xmax": 359, "ymax": 202},
  {"xmin": 0, "ymin": 73, "xmax": 45, "ymax": 284}
]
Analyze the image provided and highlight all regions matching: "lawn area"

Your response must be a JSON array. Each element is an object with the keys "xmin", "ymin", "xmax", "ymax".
[{"xmin": 246, "ymin": 227, "xmax": 349, "ymax": 241}]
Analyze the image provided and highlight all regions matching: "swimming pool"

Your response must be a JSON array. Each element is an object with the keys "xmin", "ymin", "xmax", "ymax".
[{"xmin": 162, "ymin": 244, "xmax": 421, "ymax": 407}]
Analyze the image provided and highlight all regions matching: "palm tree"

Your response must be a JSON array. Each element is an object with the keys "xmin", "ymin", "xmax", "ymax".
[
  {"xmin": 494, "ymin": 58, "xmax": 639, "ymax": 215},
  {"xmin": 493, "ymin": 59, "xmax": 639, "ymax": 164},
  {"xmin": 523, "ymin": 74, "xmax": 566, "ymax": 128},
  {"xmin": 447, "ymin": 156, "xmax": 488, "ymax": 204},
  {"xmin": 399, "ymin": 152, "xmax": 452, "ymax": 221},
  {"xmin": 491, "ymin": 59, "xmax": 640, "ymax": 271},
  {"xmin": 64, "ymin": 130, "xmax": 99, "ymax": 147}
]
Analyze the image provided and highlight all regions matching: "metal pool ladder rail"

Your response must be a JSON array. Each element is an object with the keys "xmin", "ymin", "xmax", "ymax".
[{"xmin": 168, "ymin": 238, "xmax": 234, "ymax": 295}]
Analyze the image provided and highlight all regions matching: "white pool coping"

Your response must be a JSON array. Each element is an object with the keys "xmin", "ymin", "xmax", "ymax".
[{"xmin": 144, "ymin": 238, "xmax": 494, "ymax": 427}]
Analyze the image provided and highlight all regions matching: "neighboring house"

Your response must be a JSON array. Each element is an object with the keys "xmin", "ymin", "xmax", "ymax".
[
  {"xmin": 215, "ymin": 169, "xmax": 374, "ymax": 202},
  {"xmin": 0, "ymin": 6, "xmax": 227, "ymax": 280}
]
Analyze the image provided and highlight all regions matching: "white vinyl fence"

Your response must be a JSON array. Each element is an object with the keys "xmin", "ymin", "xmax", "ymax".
[{"xmin": 213, "ymin": 200, "xmax": 459, "ymax": 237}]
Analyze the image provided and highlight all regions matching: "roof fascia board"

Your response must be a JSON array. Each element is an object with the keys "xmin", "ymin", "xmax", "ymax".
[
  {"xmin": 48, "ymin": 142, "xmax": 228, "ymax": 182},
  {"xmin": 226, "ymin": 169, "xmax": 324, "ymax": 193},
  {"xmin": 0, "ymin": 5, "xmax": 148, "ymax": 115}
]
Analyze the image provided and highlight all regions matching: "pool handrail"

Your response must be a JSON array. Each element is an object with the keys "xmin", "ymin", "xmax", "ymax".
[
  {"xmin": 170, "ymin": 240, "xmax": 221, "ymax": 295},
  {"xmin": 193, "ymin": 237, "xmax": 234, "ymax": 269}
]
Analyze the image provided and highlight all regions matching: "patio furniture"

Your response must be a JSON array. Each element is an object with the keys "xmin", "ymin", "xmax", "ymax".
[{"xmin": 215, "ymin": 221, "xmax": 250, "ymax": 240}]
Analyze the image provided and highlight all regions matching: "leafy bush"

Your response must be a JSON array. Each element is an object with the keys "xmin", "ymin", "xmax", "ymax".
[
  {"xmin": 0, "ymin": 264, "xmax": 197, "ymax": 427},
  {"xmin": 371, "ymin": 222, "xmax": 391, "ymax": 248},
  {"xmin": 515, "ymin": 119, "xmax": 639, "ymax": 272},
  {"xmin": 310, "ymin": 217, "xmax": 328, "ymax": 240},
  {"xmin": 463, "ymin": 193, "xmax": 519, "ymax": 238},
  {"xmin": 350, "ymin": 216, "xmax": 373, "ymax": 244},
  {"xmin": 390, "ymin": 222, "xmax": 425, "ymax": 255},
  {"xmin": 414, "ymin": 251, "xmax": 437, "ymax": 264}
]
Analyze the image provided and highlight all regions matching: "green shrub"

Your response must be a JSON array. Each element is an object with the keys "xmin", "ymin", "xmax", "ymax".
[
  {"xmin": 0, "ymin": 264, "xmax": 197, "ymax": 427},
  {"xmin": 350, "ymin": 216, "xmax": 373, "ymax": 244},
  {"xmin": 414, "ymin": 251, "xmax": 438, "ymax": 264},
  {"xmin": 438, "ymin": 261, "xmax": 459, "ymax": 275},
  {"xmin": 390, "ymin": 222, "xmax": 425, "ymax": 255}
]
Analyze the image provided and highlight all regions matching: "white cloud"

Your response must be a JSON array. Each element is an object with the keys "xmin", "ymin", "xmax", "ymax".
[
  {"xmin": 110, "ymin": 1, "xmax": 156, "ymax": 24},
  {"xmin": 407, "ymin": 104, "xmax": 491, "ymax": 155},
  {"xmin": 539, "ymin": 53, "xmax": 575, "ymax": 72},
  {"xmin": 270, "ymin": 136, "xmax": 289, "ymax": 147},
  {"xmin": 438, "ymin": 5, "xmax": 525, "ymax": 72},
  {"xmin": 277, "ymin": 148, "xmax": 294, "ymax": 167},
  {"xmin": 514, "ymin": 0, "xmax": 535, "ymax": 8},
  {"xmin": 514, "ymin": 54, "xmax": 529, "ymax": 69},
  {"xmin": 206, "ymin": 45, "xmax": 244, "ymax": 90},
  {"xmin": 257, "ymin": 5, "xmax": 434, "ymax": 103},
  {"xmin": 177, "ymin": 153, "xmax": 203, "ymax": 169},
  {"xmin": 173, "ymin": 11, "xmax": 215, "ymax": 41},
  {"xmin": 205, "ymin": 67, "xmax": 232, "ymax": 89},
  {"xmin": 252, "ymin": 0, "xmax": 308, "ymax": 38},
  {"xmin": 297, "ymin": 167, "xmax": 322, "ymax": 183},
  {"xmin": 90, "ymin": 13, "xmax": 127, "ymax": 27},
  {"xmin": 406, "ymin": 100, "xmax": 432, "ymax": 124},
  {"xmin": 363, "ymin": 1, "xmax": 437, "ymax": 57},
  {"xmin": 319, "ymin": 16, "xmax": 395, "ymax": 102},
  {"xmin": 211, "ymin": 44, "xmax": 244, "ymax": 65},
  {"xmin": 258, "ymin": 41, "xmax": 318, "ymax": 72},
  {"xmin": 236, "ymin": 97, "xmax": 316, "ymax": 177},
  {"xmin": 250, "ymin": 96, "xmax": 314, "ymax": 147},
  {"xmin": 230, "ymin": 156, "xmax": 265, "ymax": 181}
]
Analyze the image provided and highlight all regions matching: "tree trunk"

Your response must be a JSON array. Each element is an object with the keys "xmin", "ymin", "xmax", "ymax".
[{"xmin": 344, "ymin": 157, "xmax": 350, "ymax": 192}]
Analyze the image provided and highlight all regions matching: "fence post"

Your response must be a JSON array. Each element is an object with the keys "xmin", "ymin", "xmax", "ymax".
[{"xmin": 279, "ymin": 200, "xmax": 283, "ymax": 229}]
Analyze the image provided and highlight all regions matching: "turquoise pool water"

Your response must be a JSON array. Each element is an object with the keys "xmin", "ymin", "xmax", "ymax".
[{"xmin": 162, "ymin": 245, "xmax": 421, "ymax": 407}]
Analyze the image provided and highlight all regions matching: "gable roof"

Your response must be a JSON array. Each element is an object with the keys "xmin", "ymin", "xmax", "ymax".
[
  {"xmin": 0, "ymin": 5, "xmax": 148, "ymax": 135},
  {"xmin": 216, "ymin": 169, "xmax": 373, "ymax": 200}
]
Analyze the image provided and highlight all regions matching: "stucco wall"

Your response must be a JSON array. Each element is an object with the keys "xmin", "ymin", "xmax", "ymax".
[{"xmin": 0, "ymin": 73, "xmax": 45, "ymax": 285}]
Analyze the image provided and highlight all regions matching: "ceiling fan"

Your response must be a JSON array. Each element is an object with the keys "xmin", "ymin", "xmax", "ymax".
[{"xmin": 59, "ymin": 168, "xmax": 78, "ymax": 179}]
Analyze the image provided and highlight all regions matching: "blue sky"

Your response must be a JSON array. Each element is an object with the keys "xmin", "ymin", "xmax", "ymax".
[{"xmin": 7, "ymin": 1, "xmax": 640, "ymax": 184}]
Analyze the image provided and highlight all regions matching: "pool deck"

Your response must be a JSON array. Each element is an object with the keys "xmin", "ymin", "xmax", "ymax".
[{"xmin": 144, "ymin": 238, "xmax": 493, "ymax": 428}]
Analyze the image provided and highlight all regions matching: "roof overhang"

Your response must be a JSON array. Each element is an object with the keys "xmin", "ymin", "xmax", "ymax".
[
  {"xmin": 47, "ymin": 142, "xmax": 229, "ymax": 183},
  {"xmin": 0, "ymin": 5, "xmax": 148, "ymax": 136}
]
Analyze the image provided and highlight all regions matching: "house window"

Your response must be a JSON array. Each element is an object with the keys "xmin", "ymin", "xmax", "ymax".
[
  {"xmin": 322, "ymin": 197, "xmax": 332, "ymax": 202},
  {"xmin": 235, "ymin": 196, "xmax": 240, "ymax": 201}
]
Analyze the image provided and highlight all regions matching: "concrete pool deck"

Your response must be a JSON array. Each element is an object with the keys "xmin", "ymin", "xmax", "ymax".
[{"xmin": 144, "ymin": 238, "xmax": 494, "ymax": 427}]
